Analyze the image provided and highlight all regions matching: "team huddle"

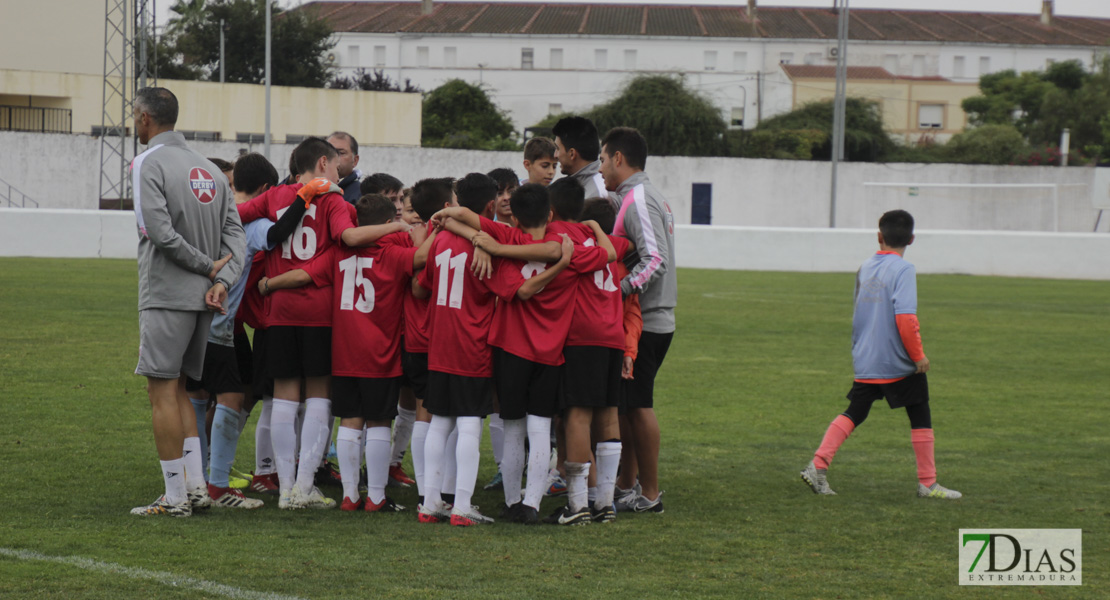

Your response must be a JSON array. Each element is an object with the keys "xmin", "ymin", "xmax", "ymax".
[{"xmin": 128, "ymin": 87, "xmax": 677, "ymax": 525}]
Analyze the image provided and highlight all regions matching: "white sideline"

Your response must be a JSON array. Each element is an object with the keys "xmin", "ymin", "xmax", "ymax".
[{"xmin": 0, "ymin": 547, "xmax": 308, "ymax": 600}]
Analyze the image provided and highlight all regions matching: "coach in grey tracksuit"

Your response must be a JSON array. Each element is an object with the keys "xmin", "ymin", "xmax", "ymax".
[{"xmin": 571, "ymin": 159, "xmax": 612, "ymax": 205}]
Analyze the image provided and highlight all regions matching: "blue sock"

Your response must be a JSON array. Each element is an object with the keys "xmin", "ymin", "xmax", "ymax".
[
  {"xmin": 209, "ymin": 404, "xmax": 241, "ymax": 489},
  {"xmin": 189, "ymin": 397, "xmax": 209, "ymax": 480}
]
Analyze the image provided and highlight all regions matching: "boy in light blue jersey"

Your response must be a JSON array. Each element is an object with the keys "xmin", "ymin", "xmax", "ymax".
[{"xmin": 800, "ymin": 210, "xmax": 962, "ymax": 500}]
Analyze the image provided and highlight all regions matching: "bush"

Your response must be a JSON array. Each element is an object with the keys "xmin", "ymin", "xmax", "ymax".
[{"xmin": 943, "ymin": 124, "xmax": 1028, "ymax": 165}]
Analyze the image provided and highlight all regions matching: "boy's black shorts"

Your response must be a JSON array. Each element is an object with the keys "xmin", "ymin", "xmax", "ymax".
[
  {"xmin": 184, "ymin": 342, "xmax": 242, "ymax": 395},
  {"xmin": 425, "ymin": 370, "xmax": 493, "ymax": 418},
  {"xmin": 251, "ymin": 328, "xmax": 274, "ymax": 399},
  {"xmin": 493, "ymin": 348, "xmax": 561, "ymax": 420},
  {"xmin": 332, "ymin": 376, "xmax": 401, "ymax": 421},
  {"xmin": 562, "ymin": 345, "xmax": 622, "ymax": 410},
  {"xmin": 233, "ymin": 330, "xmax": 253, "ymax": 386},
  {"xmin": 622, "ymin": 331, "xmax": 673, "ymax": 413},
  {"xmin": 401, "ymin": 351, "xmax": 429, "ymax": 399},
  {"xmin": 266, "ymin": 325, "xmax": 331, "ymax": 379},
  {"xmin": 847, "ymin": 372, "xmax": 929, "ymax": 409}
]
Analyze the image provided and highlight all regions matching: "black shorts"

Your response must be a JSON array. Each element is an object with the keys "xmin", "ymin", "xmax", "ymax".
[
  {"xmin": 425, "ymin": 370, "xmax": 493, "ymax": 418},
  {"xmin": 493, "ymin": 348, "xmax": 562, "ymax": 420},
  {"xmin": 265, "ymin": 325, "xmax": 331, "ymax": 379},
  {"xmin": 251, "ymin": 328, "xmax": 274, "ymax": 399},
  {"xmin": 401, "ymin": 351, "xmax": 429, "ymax": 399},
  {"xmin": 562, "ymin": 346, "xmax": 622, "ymax": 410},
  {"xmin": 623, "ymin": 331, "xmax": 673, "ymax": 412},
  {"xmin": 847, "ymin": 372, "xmax": 929, "ymax": 409},
  {"xmin": 184, "ymin": 342, "xmax": 242, "ymax": 395},
  {"xmin": 234, "ymin": 330, "xmax": 253, "ymax": 385},
  {"xmin": 332, "ymin": 376, "xmax": 401, "ymax": 421}
]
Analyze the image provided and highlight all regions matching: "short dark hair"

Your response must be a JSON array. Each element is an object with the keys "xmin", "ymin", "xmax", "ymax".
[
  {"xmin": 548, "ymin": 177, "xmax": 585, "ymax": 222},
  {"xmin": 552, "ymin": 116, "xmax": 600, "ymax": 162},
  {"xmin": 411, "ymin": 177, "xmax": 455, "ymax": 222},
  {"xmin": 879, "ymin": 210, "xmax": 915, "ymax": 248},
  {"xmin": 487, "ymin": 168, "xmax": 519, "ymax": 194},
  {"xmin": 455, "ymin": 172, "xmax": 498, "ymax": 215},
  {"xmin": 509, "ymin": 183, "xmax": 551, "ymax": 229},
  {"xmin": 579, "ymin": 198, "xmax": 617, "ymax": 234},
  {"xmin": 524, "ymin": 137, "xmax": 557, "ymax": 162},
  {"xmin": 361, "ymin": 172, "xmax": 404, "ymax": 196},
  {"xmin": 208, "ymin": 157, "xmax": 233, "ymax": 174},
  {"xmin": 232, "ymin": 152, "xmax": 279, "ymax": 194},
  {"xmin": 601, "ymin": 127, "xmax": 647, "ymax": 170},
  {"xmin": 287, "ymin": 151, "xmax": 300, "ymax": 179},
  {"xmin": 328, "ymin": 131, "xmax": 359, "ymax": 156},
  {"xmin": 135, "ymin": 87, "xmax": 179, "ymax": 126},
  {"xmin": 355, "ymin": 194, "xmax": 395, "ymax": 227},
  {"xmin": 292, "ymin": 137, "xmax": 338, "ymax": 177}
]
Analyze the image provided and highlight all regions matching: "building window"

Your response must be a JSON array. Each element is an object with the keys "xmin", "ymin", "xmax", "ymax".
[
  {"xmin": 444, "ymin": 47, "xmax": 457, "ymax": 68},
  {"xmin": 779, "ymin": 52, "xmax": 793, "ymax": 65},
  {"xmin": 912, "ymin": 55, "xmax": 925, "ymax": 77},
  {"xmin": 595, "ymin": 49, "xmax": 607, "ymax": 69},
  {"xmin": 733, "ymin": 51, "xmax": 747, "ymax": 72},
  {"xmin": 918, "ymin": 104, "xmax": 944, "ymax": 129},
  {"xmin": 521, "ymin": 48, "xmax": 534, "ymax": 70},
  {"xmin": 731, "ymin": 107, "xmax": 745, "ymax": 128},
  {"xmin": 979, "ymin": 56, "xmax": 991, "ymax": 75},
  {"xmin": 348, "ymin": 45, "xmax": 360, "ymax": 67},
  {"xmin": 550, "ymin": 48, "xmax": 563, "ymax": 69},
  {"xmin": 883, "ymin": 54, "xmax": 898, "ymax": 74},
  {"xmin": 548, "ymin": 103, "xmax": 562, "ymax": 115},
  {"xmin": 624, "ymin": 49, "xmax": 637, "ymax": 70},
  {"xmin": 804, "ymin": 52, "xmax": 821, "ymax": 65},
  {"xmin": 417, "ymin": 46, "xmax": 429, "ymax": 68},
  {"xmin": 374, "ymin": 46, "xmax": 386, "ymax": 67},
  {"xmin": 705, "ymin": 51, "xmax": 718, "ymax": 71},
  {"xmin": 953, "ymin": 56, "xmax": 965, "ymax": 78}
]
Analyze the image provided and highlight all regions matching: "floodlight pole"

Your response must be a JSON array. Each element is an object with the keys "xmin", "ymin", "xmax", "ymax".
[
  {"xmin": 219, "ymin": 18, "xmax": 225, "ymax": 83},
  {"xmin": 829, "ymin": 0, "xmax": 849, "ymax": 228},
  {"xmin": 264, "ymin": 0, "xmax": 272, "ymax": 160}
]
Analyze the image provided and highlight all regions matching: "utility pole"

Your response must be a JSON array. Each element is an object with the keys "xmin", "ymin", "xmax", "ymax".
[
  {"xmin": 829, "ymin": 0, "xmax": 849, "ymax": 228},
  {"xmin": 219, "ymin": 18, "xmax": 226, "ymax": 83},
  {"xmin": 264, "ymin": 0, "xmax": 272, "ymax": 160}
]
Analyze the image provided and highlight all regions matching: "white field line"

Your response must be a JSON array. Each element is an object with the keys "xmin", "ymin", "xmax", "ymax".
[{"xmin": 0, "ymin": 548, "xmax": 309, "ymax": 600}]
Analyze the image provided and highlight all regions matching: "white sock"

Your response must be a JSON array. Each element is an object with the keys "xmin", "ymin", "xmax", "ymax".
[
  {"xmin": 566, "ymin": 461, "xmax": 590, "ymax": 512},
  {"xmin": 594, "ymin": 440, "xmax": 622, "ymax": 509},
  {"xmin": 500, "ymin": 418, "xmax": 526, "ymax": 507},
  {"xmin": 295, "ymin": 397, "xmax": 332, "ymax": 494},
  {"xmin": 270, "ymin": 398, "xmax": 300, "ymax": 494},
  {"xmin": 588, "ymin": 486, "xmax": 597, "ymax": 504},
  {"xmin": 161, "ymin": 458, "xmax": 187, "ymax": 505},
  {"xmin": 442, "ymin": 425, "xmax": 459, "ymax": 497},
  {"xmin": 522, "ymin": 415, "xmax": 552, "ymax": 510},
  {"xmin": 182, "ymin": 437, "xmax": 205, "ymax": 491},
  {"xmin": 488, "ymin": 412, "xmax": 505, "ymax": 467},
  {"xmin": 391, "ymin": 405, "xmax": 416, "ymax": 465},
  {"xmin": 254, "ymin": 398, "xmax": 275, "ymax": 475},
  {"xmin": 422, "ymin": 415, "xmax": 455, "ymax": 508},
  {"xmin": 411, "ymin": 420, "xmax": 430, "ymax": 496},
  {"xmin": 336, "ymin": 426, "xmax": 362, "ymax": 502},
  {"xmin": 453, "ymin": 416, "xmax": 482, "ymax": 512},
  {"xmin": 365, "ymin": 427, "xmax": 392, "ymax": 505}
]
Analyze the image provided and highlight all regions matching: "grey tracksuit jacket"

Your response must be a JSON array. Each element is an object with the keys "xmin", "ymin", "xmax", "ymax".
[{"xmin": 613, "ymin": 171, "xmax": 677, "ymax": 334}]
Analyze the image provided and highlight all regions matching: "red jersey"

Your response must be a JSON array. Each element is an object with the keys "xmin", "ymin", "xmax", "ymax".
[
  {"xmin": 482, "ymin": 220, "xmax": 608, "ymax": 365},
  {"xmin": 549, "ymin": 221, "xmax": 629, "ymax": 350},
  {"xmin": 238, "ymin": 184, "xmax": 356, "ymax": 327},
  {"xmin": 302, "ymin": 244, "xmax": 417, "ymax": 378},
  {"xmin": 417, "ymin": 230, "xmax": 498, "ymax": 377},
  {"xmin": 380, "ymin": 227, "xmax": 433, "ymax": 353}
]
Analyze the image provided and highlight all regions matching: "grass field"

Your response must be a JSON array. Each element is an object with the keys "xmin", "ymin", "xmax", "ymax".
[{"xmin": 1, "ymin": 257, "xmax": 1106, "ymax": 599}]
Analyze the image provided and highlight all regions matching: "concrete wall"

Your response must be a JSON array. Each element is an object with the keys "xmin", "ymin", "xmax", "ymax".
[
  {"xmin": 4, "ymin": 208, "xmax": 1107, "ymax": 280},
  {"xmin": 0, "ymin": 1, "xmax": 104, "ymax": 76}
]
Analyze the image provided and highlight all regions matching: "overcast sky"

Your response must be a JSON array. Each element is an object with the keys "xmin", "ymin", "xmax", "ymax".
[{"xmin": 155, "ymin": 0, "xmax": 1110, "ymax": 28}]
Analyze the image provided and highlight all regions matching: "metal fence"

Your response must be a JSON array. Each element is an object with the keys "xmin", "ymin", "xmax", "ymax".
[
  {"xmin": 0, "ymin": 105, "xmax": 72, "ymax": 134},
  {"xmin": 1, "ymin": 178, "xmax": 38, "ymax": 208}
]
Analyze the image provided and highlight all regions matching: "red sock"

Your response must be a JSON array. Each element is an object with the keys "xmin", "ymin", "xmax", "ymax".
[
  {"xmin": 911, "ymin": 428, "xmax": 936, "ymax": 487},
  {"xmin": 814, "ymin": 415, "xmax": 855, "ymax": 470}
]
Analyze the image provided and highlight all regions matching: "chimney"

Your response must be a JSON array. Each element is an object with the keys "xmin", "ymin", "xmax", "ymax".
[
  {"xmin": 747, "ymin": 0, "xmax": 757, "ymax": 21},
  {"xmin": 422, "ymin": 0, "xmax": 433, "ymax": 16},
  {"xmin": 1041, "ymin": 0, "xmax": 1053, "ymax": 27}
]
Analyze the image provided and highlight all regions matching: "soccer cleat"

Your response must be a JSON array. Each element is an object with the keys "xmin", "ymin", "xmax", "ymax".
[
  {"xmin": 291, "ymin": 486, "xmax": 336, "ymax": 509},
  {"xmin": 630, "ymin": 490, "xmax": 665, "ymax": 513},
  {"xmin": 208, "ymin": 484, "xmax": 264, "ymax": 510},
  {"xmin": 228, "ymin": 467, "xmax": 253, "ymax": 490},
  {"xmin": 186, "ymin": 486, "xmax": 213, "ymax": 510},
  {"xmin": 278, "ymin": 489, "xmax": 296, "ymax": 510},
  {"xmin": 614, "ymin": 482, "xmax": 642, "ymax": 512},
  {"xmin": 545, "ymin": 472, "xmax": 567, "ymax": 497},
  {"xmin": 339, "ymin": 496, "xmax": 363, "ymax": 512},
  {"xmin": 503, "ymin": 502, "xmax": 539, "ymax": 524},
  {"xmin": 130, "ymin": 495, "xmax": 191, "ymax": 517},
  {"xmin": 387, "ymin": 463, "xmax": 415, "ymax": 488},
  {"xmin": 918, "ymin": 482, "xmax": 962, "ymax": 499},
  {"xmin": 315, "ymin": 461, "xmax": 344, "ymax": 487},
  {"xmin": 591, "ymin": 505, "xmax": 617, "ymax": 523},
  {"xmin": 417, "ymin": 500, "xmax": 451, "ymax": 523},
  {"xmin": 482, "ymin": 469, "xmax": 504, "ymax": 491},
  {"xmin": 542, "ymin": 505, "xmax": 569, "ymax": 524},
  {"xmin": 249, "ymin": 472, "xmax": 280, "ymax": 496},
  {"xmin": 365, "ymin": 496, "xmax": 406, "ymax": 513},
  {"xmin": 557, "ymin": 506, "xmax": 592, "ymax": 526},
  {"xmin": 450, "ymin": 506, "xmax": 494, "ymax": 527},
  {"xmin": 801, "ymin": 461, "xmax": 836, "ymax": 496}
]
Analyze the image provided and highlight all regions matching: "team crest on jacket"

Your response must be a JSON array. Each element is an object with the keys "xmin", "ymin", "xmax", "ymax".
[{"xmin": 189, "ymin": 167, "xmax": 217, "ymax": 204}]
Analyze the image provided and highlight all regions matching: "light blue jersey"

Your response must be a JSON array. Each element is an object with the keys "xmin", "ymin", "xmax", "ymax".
[
  {"xmin": 209, "ymin": 219, "xmax": 275, "ymax": 346},
  {"xmin": 851, "ymin": 252, "xmax": 917, "ymax": 380}
]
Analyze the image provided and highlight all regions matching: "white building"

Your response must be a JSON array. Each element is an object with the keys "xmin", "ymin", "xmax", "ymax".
[{"xmin": 304, "ymin": 0, "xmax": 1110, "ymax": 135}]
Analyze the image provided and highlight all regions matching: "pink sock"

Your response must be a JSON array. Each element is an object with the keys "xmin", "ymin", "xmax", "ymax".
[
  {"xmin": 814, "ymin": 415, "xmax": 855, "ymax": 470},
  {"xmin": 911, "ymin": 428, "xmax": 936, "ymax": 487}
]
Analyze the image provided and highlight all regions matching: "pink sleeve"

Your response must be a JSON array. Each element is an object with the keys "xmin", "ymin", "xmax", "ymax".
[{"xmin": 895, "ymin": 313, "xmax": 925, "ymax": 361}]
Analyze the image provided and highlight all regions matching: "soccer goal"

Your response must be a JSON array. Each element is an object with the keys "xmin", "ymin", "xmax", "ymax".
[{"xmin": 860, "ymin": 182, "xmax": 1085, "ymax": 232}]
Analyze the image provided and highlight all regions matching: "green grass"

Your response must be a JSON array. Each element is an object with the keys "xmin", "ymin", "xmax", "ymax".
[{"xmin": 1, "ymin": 258, "xmax": 1106, "ymax": 599}]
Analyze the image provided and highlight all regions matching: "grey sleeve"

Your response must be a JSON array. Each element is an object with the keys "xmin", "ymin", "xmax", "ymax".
[
  {"xmin": 136, "ymin": 159, "xmax": 214, "ymax": 276},
  {"xmin": 214, "ymin": 183, "xmax": 247, "ymax": 289},
  {"xmin": 619, "ymin": 201, "xmax": 669, "ymax": 296}
]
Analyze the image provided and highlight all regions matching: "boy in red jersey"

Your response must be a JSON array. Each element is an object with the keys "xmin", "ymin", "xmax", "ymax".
[
  {"xmin": 801, "ymin": 210, "xmax": 961, "ymax": 500},
  {"xmin": 260, "ymin": 194, "xmax": 435, "ymax": 512}
]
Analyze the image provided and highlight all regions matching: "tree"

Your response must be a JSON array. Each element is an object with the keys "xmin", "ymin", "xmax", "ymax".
[
  {"xmin": 421, "ymin": 80, "xmax": 517, "ymax": 150},
  {"xmin": 328, "ymin": 68, "xmax": 421, "ymax": 93},
  {"xmin": 586, "ymin": 75, "xmax": 726, "ymax": 156},
  {"xmin": 942, "ymin": 124, "xmax": 1028, "ymax": 164},
  {"xmin": 753, "ymin": 97, "xmax": 895, "ymax": 161},
  {"xmin": 165, "ymin": 0, "xmax": 209, "ymax": 36}
]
